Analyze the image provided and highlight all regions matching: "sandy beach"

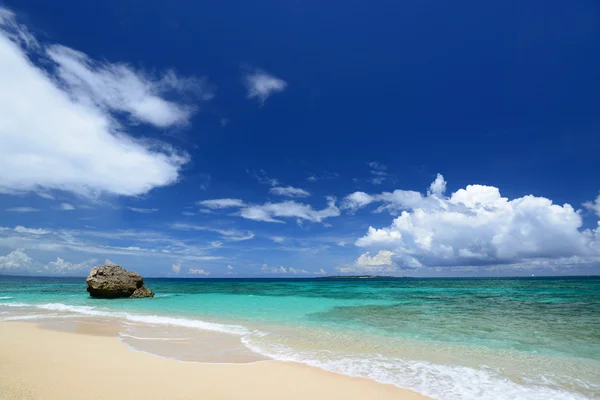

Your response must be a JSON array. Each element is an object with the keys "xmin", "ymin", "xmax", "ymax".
[{"xmin": 0, "ymin": 321, "xmax": 430, "ymax": 400}]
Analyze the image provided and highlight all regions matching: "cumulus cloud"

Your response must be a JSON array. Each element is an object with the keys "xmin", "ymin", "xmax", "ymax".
[
  {"xmin": 44, "ymin": 256, "xmax": 95, "ymax": 274},
  {"xmin": 0, "ymin": 7, "xmax": 204, "ymax": 197},
  {"xmin": 357, "ymin": 250, "xmax": 394, "ymax": 266},
  {"xmin": 584, "ymin": 195, "xmax": 600, "ymax": 217},
  {"xmin": 427, "ymin": 173, "xmax": 447, "ymax": 196},
  {"xmin": 0, "ymin": 248, "xmax": 32, "ymax": 270},
  {"xmin": 336, "ymin": 250, "xmax": 396, "ymax": 275},
  {"xmin": 189, "ymin": 268, "xmax": 210, "ymax": 275},
  {"xmin": 0, "ymin": 248, "xmax": 95, "ymax": 274},
  {"xmin": 270, "ymin": 186, "xmax": 310, "ymax": 198},
  {"xmin": 244, "ymin": 68, "xmax": 287, "ymax": 104},
  {"xmin": 172, "ymin": 264, "xmax": 181, "ymax": 273},
  {"xmin": 128, "ymin": 207, "xmax": 159, "ymax": 213},
  {"xmin": 350, "ymin": 174, "xmax": 600, "ymax": 270}
]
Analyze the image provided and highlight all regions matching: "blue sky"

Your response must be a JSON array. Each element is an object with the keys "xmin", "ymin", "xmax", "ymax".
[{"xmin": 0, "ymin": 0, "xmax": 599, "ymax": 277}]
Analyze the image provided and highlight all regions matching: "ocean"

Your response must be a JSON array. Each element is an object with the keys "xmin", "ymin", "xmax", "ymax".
[{"xmin": 1, "ymin": 276, "xmax": 599, "ymax": 400}]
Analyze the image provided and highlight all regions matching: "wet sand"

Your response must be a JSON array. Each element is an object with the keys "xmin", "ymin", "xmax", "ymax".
[{"xmin": 0, "ymin": 321, "xmax": 431, "ymax": 400}]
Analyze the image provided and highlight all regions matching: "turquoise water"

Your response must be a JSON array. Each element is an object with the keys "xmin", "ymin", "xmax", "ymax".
[{"xmin": 1, "ymin": 276, "xmax": 599, "ymax": 399}]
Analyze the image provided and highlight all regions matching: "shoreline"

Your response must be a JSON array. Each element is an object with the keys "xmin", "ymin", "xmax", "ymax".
[{"xmin": 0, "ymin": 321, "xmax": 431, "ymax": 400}]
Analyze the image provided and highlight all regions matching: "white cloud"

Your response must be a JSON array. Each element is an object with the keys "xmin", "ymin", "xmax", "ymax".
[
  {"xmin": 0, "ymin": 8, "xmax": 199, "ymax": 197},
  {"xmin": 239, "ymin": 197, "xmax": 340, "ymax": 223},
  {"xmin": 357, "ymin": 250, "xmax": 394, "ymax": 266},
  {"xmin": 45, "ymin": 256, "xmax": 95, "ymax": 274},
  {"xmin": 0, "ymin": 248, "xmax": 95, "ymax": 274},
  {"xmin": 342, "ymin": 192, "xmax": 375, "ymax": 211},
  {"xmin": 227, "ymin": 265, "xmax": 233, "ymax": 270},
  {"xmin": 0, "ymin": 226, "xmax": 225, "ymax": 262},
  {"xmin": 198, "ymin": 199, "xmax": 246, "ymax": 209},
  {"xmin": 58, "ymin": 203, "xmax": 75, "ymax": 211},
  {"xmin": 46, "ymin": 45, "xmax": 211, "ymax": 128},
  {"xmin": 244, "ymin": 69, "xmax": 287, "ymax": 104},
  {"xmin": 0, "ymin": 248, "xmax": 32, "ymax": 270},
  {"xmin": 337, "ymin": 250, "xmax": 397, "ymax": 275},
  {"xmin": 260, "ymin": 264, "xmax": 289, "ymax": 274},
  {"xmin": 248, "ymin": 169, "xmax": 280, "ymax": 186},
  {"xmin": 584, "ymin": 195, "xmax": 600, "ymax": 217},
  {"xmin": 368, "ymin": 161, "xmax": 389, "ymax": 185},
  {"xmin": 128, "ymin": 207, "xmax": 159, "ymax": 213},
  {"xmin": 172, "ymin": 264, "xmax": 181, "ymax": 273},
  {"xmin": 199, "ymin": 196, "xmax": 340, "ymax": 224},
  {"xmin": 36, "ymin": 192, "xmax": 55, "ymax": 200},
  {"xmin": 270, "ymin": 186, "xmax": 310, "ymax": 198},
  {"xmin": 271, "ymin": 236, "xmax": 286, "ymax": 243},
  {"xmin": 13, "ymin": 226, "xmax": 50, "ymax": 235},
  {"xmin": 5, "ymin": 207, "xmax": 40, "ymax": 212},
  {"xmin": 352, "ymin": 174, "xmax": 600, "ymax": 269},
  {"xmin": 189, "ymin": 268, "xmax": 210, "ymax": 275},
  {"xmin": 181, "ymin": 211, "xmax": 196, "ymax": 216},
  {"xmin": 169, "ymin": 223, "xmax": 255, "ymax": 241},
  {"xmin": 428, "ymin": 173, "xmax": 447, "ymax": 196}
]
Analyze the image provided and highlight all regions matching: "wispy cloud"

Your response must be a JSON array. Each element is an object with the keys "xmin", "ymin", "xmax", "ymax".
[
  {"xmin": 0, "ymin": 226, "xmax": 225, "ymax": 262},
  {"xmin": 58, "ymin": 203, "xmax": 75, "ymax": 211},
  {"xmin": 5, "ymin": 207, "xmax": 40, "ymax": 213},
  {"xmin": 169, "ymin": 223, "xmax": 255, "ymax": 241},
  {"xmin": 244, "ymin": 68, "xmax": 287, "ymax": 104},
  {"xmin": 248, "ymin": 169, "xmax": 280, "ymax": 186},
  {"xmin": 368, "ymin": 161, "xmax": 389, "ymax": 185},
  {"xmin": 269, "ymin": 186, "xmax": 310, "ymax": 198},
  {"xmin": 198, "ymin": 199, "xmax": 246, "ymax": 209},
  {"xmin": 189, "ymin": 268, "xmax": 210, "ymax": 276},
  {"xmin": 0, "ymin": 7, "xmax": 203, "ymax": 197},
  {"xmin": 127, "ymin": 207, "xmax": 159, "ymax": 214},
  {"xmin": 198, "ymin": 197, "xmax": 340, "ymax": 224}
]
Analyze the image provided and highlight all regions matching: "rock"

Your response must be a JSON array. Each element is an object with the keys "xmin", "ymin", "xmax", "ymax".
[{"xmin": 86, "ymin": 264, "xmax": 154, "ymax": 298}]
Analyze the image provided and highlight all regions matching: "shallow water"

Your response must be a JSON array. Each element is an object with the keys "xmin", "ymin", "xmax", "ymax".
[{"xmin": 1, "ymin": 276, "xmax": 599, "ymax": 399}]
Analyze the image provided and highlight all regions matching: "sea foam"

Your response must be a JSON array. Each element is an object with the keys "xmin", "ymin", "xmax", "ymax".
[
  {"xmin": 1, "ymin": 302, "xmax": 250, "ymax": 336},
  {"xmin": 1, "ymin": 300, "xmax": 594, "ymax": 400},
  {"xmin": 240, "ymin": 338, "xmax": 594, "ymax": 400}
]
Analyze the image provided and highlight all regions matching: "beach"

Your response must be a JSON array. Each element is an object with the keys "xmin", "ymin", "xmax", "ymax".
[
  {"xmin": 1, "ymin": 276, "xmax": 599, "ymax": 400},
  {"xmin": 0, "ymin": 321, "xmax": 428, "ymax": 400}
]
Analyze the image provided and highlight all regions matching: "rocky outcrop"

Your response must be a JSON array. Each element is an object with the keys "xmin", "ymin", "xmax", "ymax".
[{"xmin": 86, "ymin": 264, "xmax": 154, "ymax": 298}]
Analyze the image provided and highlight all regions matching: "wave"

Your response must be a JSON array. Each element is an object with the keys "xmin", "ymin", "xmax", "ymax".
[
  {"xmin": 0, "ymin": 302, "xmax": 250, "ymax": 336},
  {"xmin": 240, "ymin": 338, "xmax": 593, "ymax": 400},
  {"xmin": 0, "ymin": 296, "xmax": 13, "ymax": 300},
  {"xmin": 120, "ymin": 333, "xmax": 189, "ymax": 341},
  {"xmin": 0, "ymin": 313, "xmax": 81, "ymax": 321},
  {"xmin": 1, "ymin": 300, "xmax": 594, "ymax": 400}
]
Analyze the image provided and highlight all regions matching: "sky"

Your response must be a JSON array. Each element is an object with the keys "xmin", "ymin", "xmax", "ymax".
[{"xmin": 0, "ymin": 0, "xmax": 599, "ymax": 277}]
